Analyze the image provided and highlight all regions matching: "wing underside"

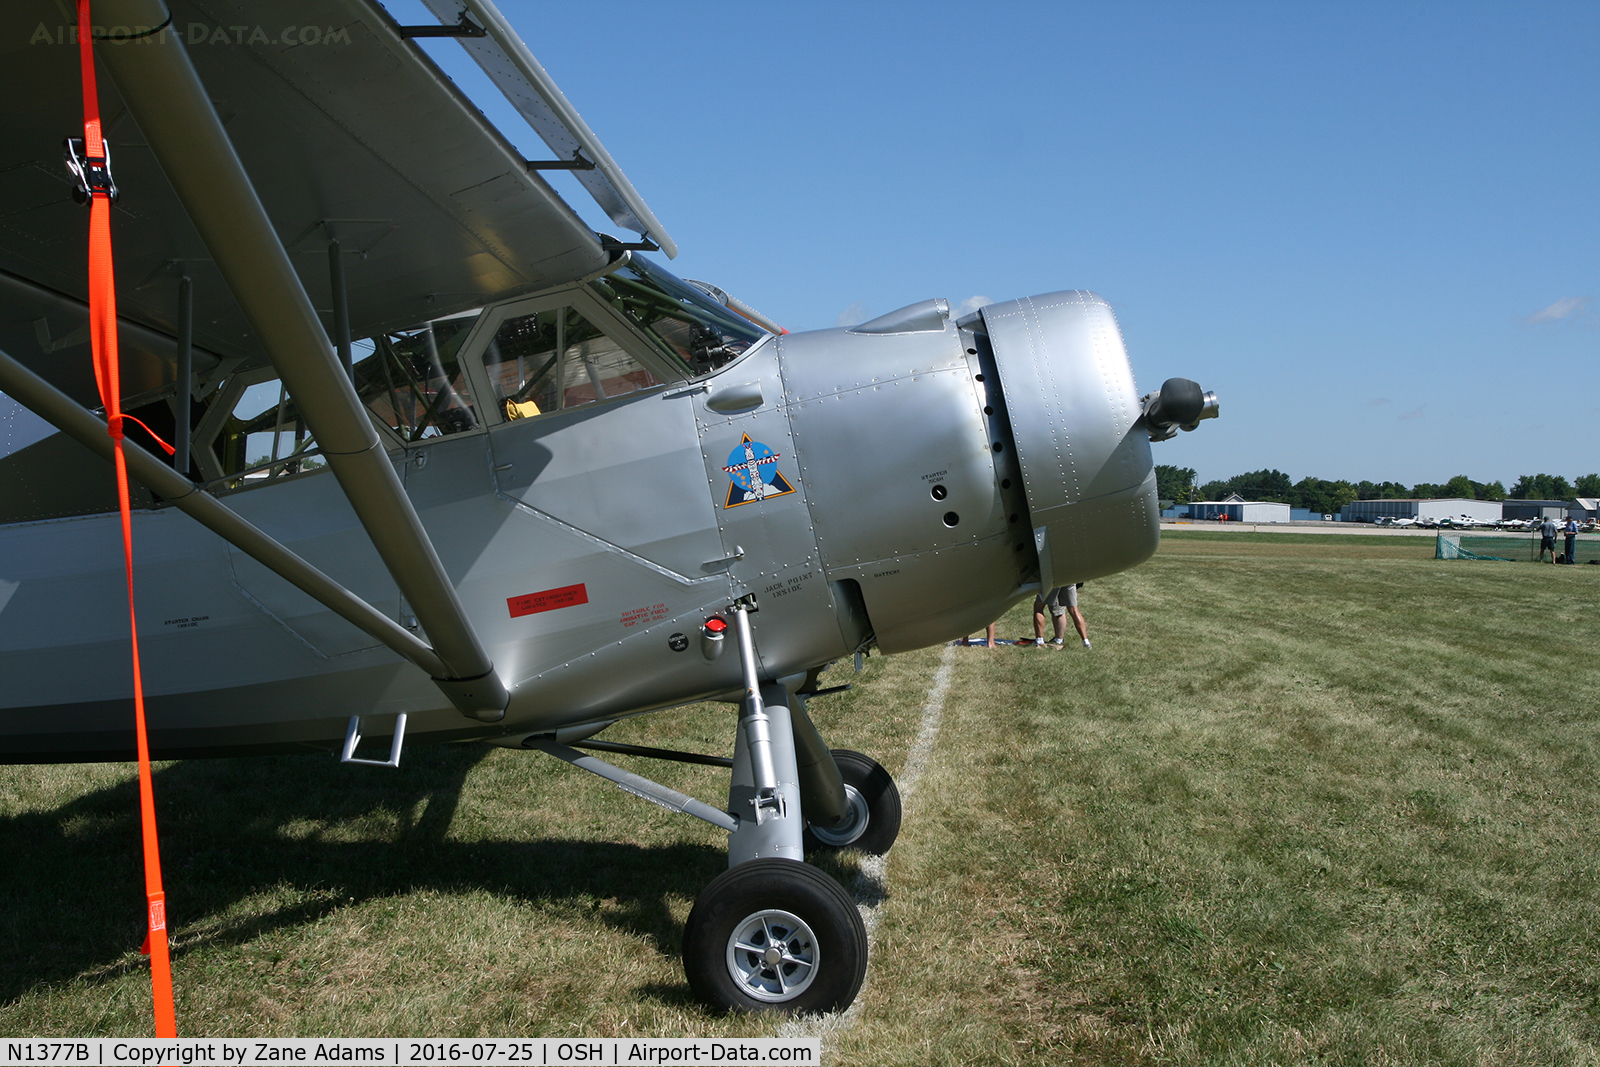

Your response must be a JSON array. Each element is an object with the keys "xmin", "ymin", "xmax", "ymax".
[{"xmin": 0, "ymin": 0, "xmax": 632, "ymax": 403}]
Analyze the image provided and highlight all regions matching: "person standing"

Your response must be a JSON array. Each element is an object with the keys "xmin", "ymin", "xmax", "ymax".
[
  {"xmin": 1033, "ymin": 584, "xmax": 1091, "ymax": 648},
  {"xmin": 1563, "ymin": 515, "xmax": 1580, "ymax": 565},
  {"xmin": 1539, "ymin": 515, "xmax": 1559, "ymax": 564}
]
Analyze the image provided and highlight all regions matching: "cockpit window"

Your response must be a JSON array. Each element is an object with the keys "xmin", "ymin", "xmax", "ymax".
[
  {"xmin": 206, "ymin": 315, "xmax": 479, "ymax": 487},
  {"xmin": 588, "ymin": 256, "xmax": 766, "ymax": 378},
  {"xmin": 215, "ymin": 378, "xmax": 327, "ymax": 481},
  {"xmin": 352, "ymin": 316, "xmax": 479, "ymax": 442},
  {"xmin": 482, "ymin": 304, "xmax": 664, "ymax": 420}
]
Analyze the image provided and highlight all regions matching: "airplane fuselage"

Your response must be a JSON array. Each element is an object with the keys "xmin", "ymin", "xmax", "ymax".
[{"xmin": 0, "ymin": 284, "xmax": 1165, "ymax": 761}]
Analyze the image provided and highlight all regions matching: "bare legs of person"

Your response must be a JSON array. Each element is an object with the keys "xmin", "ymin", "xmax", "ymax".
[
  {"xmin": 1034, "ymin": 607, "xmax": 1067, "ymax": 646},
  {"xmin": 1068, "ymin": 605, "xmax": 1089, "ymax": 646}
]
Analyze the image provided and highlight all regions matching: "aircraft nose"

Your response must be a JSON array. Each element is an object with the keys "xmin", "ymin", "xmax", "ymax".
[{"xmin": 979, "ymin": 291, "xmax": 1160, "ymax": 587}]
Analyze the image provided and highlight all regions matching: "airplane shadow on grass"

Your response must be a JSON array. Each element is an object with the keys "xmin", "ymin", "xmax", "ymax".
[{"xmin": 0, "ymin": 744, "xmax": 725, "ymax": 1006}]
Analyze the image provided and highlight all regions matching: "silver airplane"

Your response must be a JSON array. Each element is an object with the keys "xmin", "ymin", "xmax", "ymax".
[{"xmin": 0, "ymin": 0, "xmax": 1216, "ymax": 1013}]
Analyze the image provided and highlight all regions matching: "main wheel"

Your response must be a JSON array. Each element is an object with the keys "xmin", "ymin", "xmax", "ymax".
[
  {"xmin": 803, "ymin": 749, "xmax": 901, "ymax": 855},
  {"xmin": 683, "ymin": 859, "xmax": 868, "ymax": 1014}
]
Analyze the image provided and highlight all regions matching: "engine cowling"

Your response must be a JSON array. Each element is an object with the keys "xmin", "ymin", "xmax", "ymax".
[
  {"xmin": 775, "ymin": 288, "xmax": 1210, "ymax": 654},
  {"xmin": 980, "ymin": 290, "xmax": 1160, "ymax": 588}
]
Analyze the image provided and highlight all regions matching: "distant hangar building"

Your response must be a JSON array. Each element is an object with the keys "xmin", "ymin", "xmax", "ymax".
[
  {"xmin": 1341, "ymin": 498, "xmax": 1501, "ymax": 524},
  {"xmin": 1502, "ymin": 499, "xmax": 1573, "ymax": 521},
  {"xmin": 1187, "ymin": 493, "xmax": 1291, "ymax": 522}
]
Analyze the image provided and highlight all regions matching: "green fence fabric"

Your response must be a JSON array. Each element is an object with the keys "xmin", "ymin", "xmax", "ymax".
[
  {"xmin": 1436, "ymin": 533, "xmax": 1599, "ymax": 563},
  {"xmin": 1436, "ymin": 535, "xmax": 1518, "ymax": 560}
]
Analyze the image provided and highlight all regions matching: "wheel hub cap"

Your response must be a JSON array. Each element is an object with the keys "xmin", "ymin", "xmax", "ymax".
[
  {"xmin": 808, "ymin": 784, "xmax": 869, "ymax": 848},
  {"xmin": 726, "ymin": 908, "xmax": 820, "ymax": 1002}
]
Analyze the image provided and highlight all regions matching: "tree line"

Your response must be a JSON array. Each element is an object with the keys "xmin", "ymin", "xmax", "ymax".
[{"xmin": 1155, "ymin": 467, "xmax": 1600, "ymax": 513}]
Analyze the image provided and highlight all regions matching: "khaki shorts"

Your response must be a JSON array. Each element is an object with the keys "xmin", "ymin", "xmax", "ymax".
[{"xmin": 1034, "ymin": 585, "xmax": 1079, "ymax": 616}]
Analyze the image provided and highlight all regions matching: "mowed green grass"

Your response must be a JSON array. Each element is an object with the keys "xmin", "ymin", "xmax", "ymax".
[{"xmin": 4, "ymin": 533, "xmax": 1599, "ymax": 1065}]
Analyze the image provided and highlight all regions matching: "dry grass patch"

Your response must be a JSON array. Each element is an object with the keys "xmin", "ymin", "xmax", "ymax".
[
  {"xmin": 826, "ymin": 541, "xmax": 1600, "ymax": 1065},
  {"xmin": 0, "ymin": 652, "xmax": 927, "ymax": 1038}
]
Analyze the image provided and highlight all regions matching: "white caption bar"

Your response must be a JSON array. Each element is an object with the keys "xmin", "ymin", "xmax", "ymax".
[{"xmin": 1, "ymin": 1039, "xmax": 820, "ymax": 1067}]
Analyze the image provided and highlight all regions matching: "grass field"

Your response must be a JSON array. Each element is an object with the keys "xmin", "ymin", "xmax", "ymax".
[{"xmin": 4, "ymin": 533, "xmax": 1599, "ymax": 1064}]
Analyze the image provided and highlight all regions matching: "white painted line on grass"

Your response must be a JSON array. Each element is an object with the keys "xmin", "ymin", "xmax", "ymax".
[
  {"xmin": 777, "ymin": 641, "xmax": 959, "ymax": 1050},
  {"xmin": 898, "ymin": 641, "xmax": 958, "ymax": 806}
]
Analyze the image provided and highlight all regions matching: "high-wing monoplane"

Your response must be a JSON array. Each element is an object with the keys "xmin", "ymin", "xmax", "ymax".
[{"xmin": 0, "ymin": 0, "xmax": 1217, "ymax": 1014}]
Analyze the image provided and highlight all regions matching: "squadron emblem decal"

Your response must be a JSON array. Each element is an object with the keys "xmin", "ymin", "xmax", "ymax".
[{"xmin": 722, "ymin": 433, "xmax": 796, "ymax": 508}]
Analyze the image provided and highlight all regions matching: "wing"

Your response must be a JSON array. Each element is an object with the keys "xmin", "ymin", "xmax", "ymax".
[{"xmin": 0, "ymin": 0, "xmax": 667, "ymax": 403}]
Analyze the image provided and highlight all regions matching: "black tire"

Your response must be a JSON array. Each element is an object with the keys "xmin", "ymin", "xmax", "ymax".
[
  {"xmin": 683, "ymin": 859, "xmax": 868, "ymax": 1014},
  {"xmin": 803, "ymin": 749, "xmax": 901, "ymax": 856}
]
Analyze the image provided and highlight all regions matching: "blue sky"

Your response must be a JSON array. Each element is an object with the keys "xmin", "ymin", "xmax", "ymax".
[{"xmin": 403, "ymin": 1, "xmax": 1597, "ymax": 489}]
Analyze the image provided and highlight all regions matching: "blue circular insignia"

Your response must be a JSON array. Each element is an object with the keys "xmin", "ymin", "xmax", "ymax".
[{"xmin": 725, "ymin": 438, "xmax": 780, "ymax": 490}]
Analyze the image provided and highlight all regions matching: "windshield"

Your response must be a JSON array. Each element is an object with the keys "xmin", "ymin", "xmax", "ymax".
[{"xmin": 588, "ymin": 256, "xmax": 766, "ymax": 378}]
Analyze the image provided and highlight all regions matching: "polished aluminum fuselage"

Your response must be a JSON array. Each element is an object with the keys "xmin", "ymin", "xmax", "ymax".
[{"xmin": 0, "ymin": 290, "xmax": 1157, "ymax": 761}]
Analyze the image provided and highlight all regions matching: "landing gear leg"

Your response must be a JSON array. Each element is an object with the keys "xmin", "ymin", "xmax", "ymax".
[
  {"xmin": 683, "ymin": 606, "xmax": 868, "ymax": 1012},
  {"xmin": 725, "ymin": 680, "xmax": 806, "ymax": 865}
]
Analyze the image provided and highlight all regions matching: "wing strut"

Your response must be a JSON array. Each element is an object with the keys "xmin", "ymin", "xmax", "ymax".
[
  {"xmin": 96, "ymin": 0, "xmax": 506, "ymax": 721},
  {"xmin": 417, "ymin": 0, "xmax": 679, "ymax": 258}
]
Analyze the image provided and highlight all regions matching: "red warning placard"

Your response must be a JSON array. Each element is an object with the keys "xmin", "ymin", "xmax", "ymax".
[{"xmin": 507, "ymin": 583, "xmax": 589, "ymax": 618}]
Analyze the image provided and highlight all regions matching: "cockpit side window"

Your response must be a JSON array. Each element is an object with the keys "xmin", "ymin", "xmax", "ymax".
[
  {"xmin": 482, "ymin": 305, "xmax": 664, "ymax": 421},
  {"xmin": 587, "ymin": 257, "xmax": 766, "ymax": 378},
  {"xmin": 204, "ymin": 314, "xmax": 481, "ymax": 488},
  {"xmin": 353, "ymin": 316, "xmax": 478, "ymax": 442},
  {"xmin": 212, "ymin": 376, "xmax": 327, "ymax": 485}
]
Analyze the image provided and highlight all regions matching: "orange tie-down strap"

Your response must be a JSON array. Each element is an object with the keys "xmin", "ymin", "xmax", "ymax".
[{"xmin": 75, "ymin": 0, "xmax": 178, "ymax": 1036}]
